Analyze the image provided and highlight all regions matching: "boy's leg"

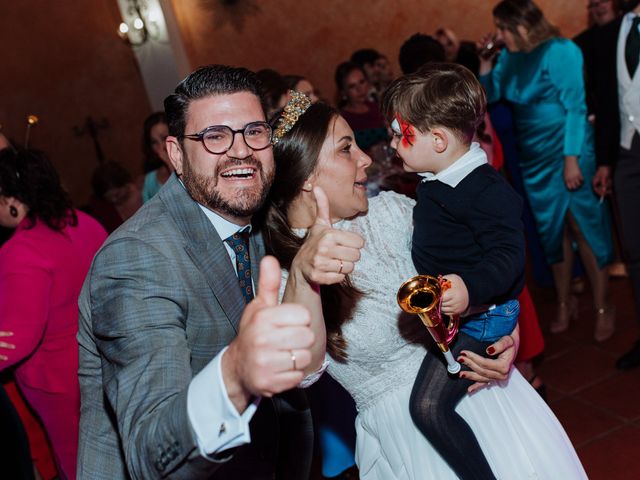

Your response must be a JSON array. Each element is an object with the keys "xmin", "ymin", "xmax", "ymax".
[{"xmin": 409, "ymin": 333, "xmax": 496, "ymax": 480}]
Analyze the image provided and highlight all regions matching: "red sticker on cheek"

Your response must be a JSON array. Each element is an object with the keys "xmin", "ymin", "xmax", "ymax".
[{"xmin": 396, "ymin": 115, "xmax": 415, "ymax": 148}]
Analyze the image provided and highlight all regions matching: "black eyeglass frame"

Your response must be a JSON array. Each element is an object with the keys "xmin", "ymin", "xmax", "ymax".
[{"xmin": 180, "ymin": 121, "xmax": 273, "ymax": 155}]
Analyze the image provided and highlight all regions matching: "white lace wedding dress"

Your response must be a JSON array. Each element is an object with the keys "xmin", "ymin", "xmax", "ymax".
[{"xmin": 287, "ymin": 191, "xmax": 587, "ymax": 480}]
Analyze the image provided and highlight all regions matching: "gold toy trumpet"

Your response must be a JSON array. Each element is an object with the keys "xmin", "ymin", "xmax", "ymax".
[{"xmin": 397, "ymin": 275, "xmax": 461, "ymax": 374}]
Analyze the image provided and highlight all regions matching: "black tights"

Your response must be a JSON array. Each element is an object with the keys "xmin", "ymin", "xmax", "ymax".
[{"xmin": 409, "ymin": 333, "xmax": 496, "ymax": 480}]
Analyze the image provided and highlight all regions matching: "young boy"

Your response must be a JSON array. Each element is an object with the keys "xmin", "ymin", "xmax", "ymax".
[{"xmin": 382, "ymin": 63, "xmax": 525, "ymax": 480}]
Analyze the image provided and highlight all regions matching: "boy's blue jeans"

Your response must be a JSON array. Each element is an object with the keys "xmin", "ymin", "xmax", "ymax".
[{"xmin": 459, "ymin": 299, "xmax": 520, "ymax": 343}]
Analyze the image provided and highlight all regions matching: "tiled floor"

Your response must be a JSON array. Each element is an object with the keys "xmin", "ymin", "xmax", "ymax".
[
  {"xmin": 311, "ymin": 273, "xmax": 640, "ymax": 479},
  {"xmin": 531, "ymin": 274, "xmax": 640, "ymax": 480}
]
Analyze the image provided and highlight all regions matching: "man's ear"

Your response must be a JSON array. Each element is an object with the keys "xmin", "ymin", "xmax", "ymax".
[
  {"xmin": 430, "ymin": 128, "xmax": 449, "ymax": 154},
  {"xmin": 166, "ymin": 136, "xmax": 184, "ymax": 176}
]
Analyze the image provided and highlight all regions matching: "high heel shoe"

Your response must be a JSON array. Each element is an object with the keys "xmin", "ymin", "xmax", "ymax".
[
  {"xmin": 594, "ymin": 306, "xmax": 616, "ymax": 342},
  {"xmin": 550, "ymin": 296, "xmax": 578, "ymax": 334}
]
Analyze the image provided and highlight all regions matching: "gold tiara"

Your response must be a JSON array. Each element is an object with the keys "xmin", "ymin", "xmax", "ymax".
[{"xmin": 271, "ymin": 90, "xmax": 312, "ymax": 145}]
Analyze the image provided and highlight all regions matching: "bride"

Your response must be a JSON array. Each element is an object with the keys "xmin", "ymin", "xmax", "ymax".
[{"xmin": 264, "ymin": 96, "xmax": 587, "ymax": 479}]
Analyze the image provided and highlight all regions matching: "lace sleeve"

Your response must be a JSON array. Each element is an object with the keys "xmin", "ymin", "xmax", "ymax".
[{"xmin": 367, "ymin": 191, "xmax": 415, "ymax": 252}]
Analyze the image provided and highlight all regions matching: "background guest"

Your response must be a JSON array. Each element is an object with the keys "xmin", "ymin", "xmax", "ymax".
[
  {"xmin": 256, "ymin": 68, "xmax": 289, "ymax": 121},
  {"xmin": 283, "ymin": 74, "xmax": 320, "ymax": 103},
  {"xmin": 480, "ymin": 0, "xmax": 615, "ymax": 341},
  {"xmin": 334, "ymin": 61, "xmax": 389, "ymax": 154},
  {"xmin": 575, "ymin": 0, "xmax": 628, "ymax": 279},
  {"xmin": 350, "ymin": 48, "xmax": 394, "ymax": 102},
  {"xmin": 434, "ymin": 27, "xmax": 481, "ymax": 74},
  {"xmin": 89, "ymin": 161, "xmax": 142, "ymax": 232},
  {"xmin": 0, "ymin": 148, "xmax": 107, "ymax": 479},
  {"xmin": 141, "ymin": 111, "xmax": 173, "ymax": 203},
  {"xmin": 589, "ymin": 0, "xmax": 640, "ymax": 368}
]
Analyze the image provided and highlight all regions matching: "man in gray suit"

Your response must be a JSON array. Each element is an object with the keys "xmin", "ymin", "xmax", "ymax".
[{"xmin": 77, "ymin": 65, "xmax": 333, "ymax": 479}]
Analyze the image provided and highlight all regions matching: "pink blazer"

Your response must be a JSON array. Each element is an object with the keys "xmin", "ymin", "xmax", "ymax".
[
  {"xmin": 0, "ymin": 210, "xmax": 106, "ymax": 479},
  {"xmin": 0, "ymin": 210, "xmax": 106, "ymax": 384}
]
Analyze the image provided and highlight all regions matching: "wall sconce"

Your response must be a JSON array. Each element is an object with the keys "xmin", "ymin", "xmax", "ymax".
[{"xmin": 117, "ymin": 0, "xmax": 162, "ymax": 46}]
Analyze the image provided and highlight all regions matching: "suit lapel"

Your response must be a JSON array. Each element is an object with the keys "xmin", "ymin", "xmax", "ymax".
[{"xmin": 159, "ymin": 175, "xmax": 245, "ymax": 333}]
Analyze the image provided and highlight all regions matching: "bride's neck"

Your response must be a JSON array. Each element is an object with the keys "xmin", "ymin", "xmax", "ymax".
[{"xmin": 287, "ymin": 197, "xmax": 316, "ymax": 229}]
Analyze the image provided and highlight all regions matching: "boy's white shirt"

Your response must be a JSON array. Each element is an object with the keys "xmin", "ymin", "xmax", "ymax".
[{"xmin": 418, "ymin": 142, "xmax": 488, "ymax": 187}]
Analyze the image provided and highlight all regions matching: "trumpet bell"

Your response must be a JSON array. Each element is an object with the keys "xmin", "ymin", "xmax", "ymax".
[{"xmin": 397, "ymin": 275, "xmax": 442, "ymax": 315}]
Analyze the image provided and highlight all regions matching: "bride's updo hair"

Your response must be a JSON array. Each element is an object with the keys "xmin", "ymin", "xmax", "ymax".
[{"xmin": 264, "ymin": 102, "xmax": 358, "ymax": 361}]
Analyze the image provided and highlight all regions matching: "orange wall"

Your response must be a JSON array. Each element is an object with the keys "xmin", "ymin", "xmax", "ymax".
[
  {"xmin": 171, "ymin": 0, "xmax": 590, "ymax": 104},
  {"xmin": 1, "ymin": 0, "xmax": 151, "ymax": 204}
]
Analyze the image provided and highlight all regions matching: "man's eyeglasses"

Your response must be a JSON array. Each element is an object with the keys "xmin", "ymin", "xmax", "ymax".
[{"xmin": 181, "ymin": 121, "xmax": 272, "ymax": 155}]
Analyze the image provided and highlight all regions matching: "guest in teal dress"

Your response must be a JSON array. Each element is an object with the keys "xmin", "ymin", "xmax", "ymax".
[
  {"xmin": 479, "ymin": 0, "xmax": 615, "ymax": 341},
  {"xmin": 141, "ymin": 112, "xmax": 173, "ymax": 203}
]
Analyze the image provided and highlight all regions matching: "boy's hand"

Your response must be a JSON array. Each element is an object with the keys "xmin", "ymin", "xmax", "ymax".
[{"xmin": 441, "ymin": 274, "xmax": 469, "ymax": 316}]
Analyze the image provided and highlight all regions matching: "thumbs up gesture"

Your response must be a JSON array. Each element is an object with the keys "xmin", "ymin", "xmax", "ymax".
[
  {"xmin": 223, "ymin": 255, "xmax": 315, "ymax": 412},
  {"xmin": 292, "ymin": 186, "xmax": 365, "ymax": 285}
]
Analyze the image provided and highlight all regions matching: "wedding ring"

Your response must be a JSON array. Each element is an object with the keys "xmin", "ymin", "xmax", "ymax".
[
  {"xmin": 338, "ymin": 260, "xmax": 344, "ymax": 274},
  {"xmin": 290, "ymin": 350, "xmax": 297, "ymax": 371}
]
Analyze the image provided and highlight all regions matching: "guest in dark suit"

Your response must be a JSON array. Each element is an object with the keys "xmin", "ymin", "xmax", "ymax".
[
  {"xmin": 574, "ymin": 0, "xmax": 620, "ymax": 136},
  {"xmin": 77, "ymin": 65, "xmax": 348, "ymax": 479},
  {"xmin": 590, "ymin": 1, "xmax": 640, "ymax": 369}
]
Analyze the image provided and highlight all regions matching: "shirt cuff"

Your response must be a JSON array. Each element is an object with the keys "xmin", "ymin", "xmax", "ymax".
[{"xmin": 187, "ymin": 346, "xmax": 260, "ymax": 459}]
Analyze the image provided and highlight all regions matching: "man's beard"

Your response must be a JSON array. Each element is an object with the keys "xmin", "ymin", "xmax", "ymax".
[{"xmin": 182, "ymin": 154, "xmax": 274, "ymax": 219}]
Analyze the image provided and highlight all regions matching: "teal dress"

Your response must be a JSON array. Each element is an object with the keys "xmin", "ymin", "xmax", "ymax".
[
  {"xmin": 481, "ymin": 38, "xmax": 613, "ymax": 267},
  {"xmin": 142, "ymin": 169, "xmax": 162, "ymax": 203}
]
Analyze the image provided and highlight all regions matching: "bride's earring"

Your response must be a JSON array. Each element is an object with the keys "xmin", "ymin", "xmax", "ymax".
[{"xmin": 302, "ymin": 182, "xmax": 313, "ymax": 192}]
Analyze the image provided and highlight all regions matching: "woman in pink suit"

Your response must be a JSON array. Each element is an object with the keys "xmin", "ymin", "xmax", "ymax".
[{"xmin": 0, "ymin": 147, "xmax": 107, "ymax": 480}]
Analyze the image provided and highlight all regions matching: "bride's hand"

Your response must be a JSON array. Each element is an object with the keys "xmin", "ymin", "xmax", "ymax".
[
  {"xmin": 290, "ymin": 186, "xmax": 364, "ymax": 286},
  {"xmin": 458, "ymin": 324, "xmax": 520, "ymax": 393}
]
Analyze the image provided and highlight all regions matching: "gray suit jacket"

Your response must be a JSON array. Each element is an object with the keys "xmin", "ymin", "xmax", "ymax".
[{"xmin": 77, "ymin": 175, "xmax": 311, "ymax": 479}]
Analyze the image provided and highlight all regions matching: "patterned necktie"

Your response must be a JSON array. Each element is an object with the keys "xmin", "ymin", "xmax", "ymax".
[
  {"xmin": 625, "ymin": 16, "xmax": 640, "ymax": 77},
  {"xmin": 224, "ymin": 229, "xmax": 254, "ymax": 304}
]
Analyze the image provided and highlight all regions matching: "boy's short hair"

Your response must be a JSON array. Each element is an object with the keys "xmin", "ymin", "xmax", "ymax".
[{"xmin": 381, "ymin": 62, "xmax": 486, "ymax": 144}]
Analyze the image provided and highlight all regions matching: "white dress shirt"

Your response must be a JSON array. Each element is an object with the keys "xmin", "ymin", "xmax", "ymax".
[
  {"xmin": 187, "ymin": 205, "xmax": 258, "ymax": 460},
  {"xmin": 617, "ymin": 12, "xmax": 640, "ymax": 149},
  {"xmin": 418, "ymin": 142, "xmax": 488, "ymax": 187}
]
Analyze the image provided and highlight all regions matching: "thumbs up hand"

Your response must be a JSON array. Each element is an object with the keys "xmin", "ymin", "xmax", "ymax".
[
  {"xmin": 291, "ymin": 186, "xmax": 365, "ymax": 286},
  {"xmin": 311, "ymin": 185, "xmax": 332, "ymax": 228},
  {"xmin": 223, "ymin": 256, "xmax": 315, "ymax": 412}
]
